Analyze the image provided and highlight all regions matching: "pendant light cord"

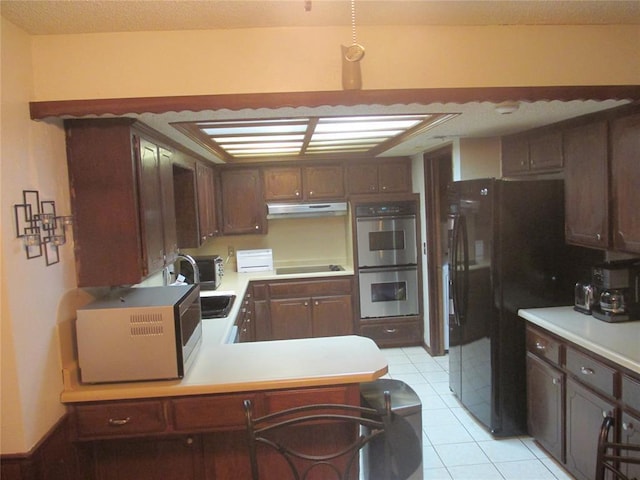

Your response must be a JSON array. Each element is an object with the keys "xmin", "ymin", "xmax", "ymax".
[{"xmin": 351, "ymin": 0, "xmax": 357, "ymax": 45}]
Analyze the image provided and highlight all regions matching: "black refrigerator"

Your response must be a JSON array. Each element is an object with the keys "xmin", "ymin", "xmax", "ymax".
[{"xmin": 447, "ymin": 178, "xmax": 602, "ymax": 437}]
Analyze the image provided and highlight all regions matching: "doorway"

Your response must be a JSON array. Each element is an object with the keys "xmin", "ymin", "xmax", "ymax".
[{"xmin": 423, "ymin": 146, "xmax": 453, "ymax": 356}]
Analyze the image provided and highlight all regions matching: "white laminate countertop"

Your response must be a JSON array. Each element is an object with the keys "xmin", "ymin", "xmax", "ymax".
[
  {"xmin": 60, "ymin": 267, "xmax": 390, "ymax": 403},
  {"xmin": 519, "ymin": 306, "xmax": 640, "ymax": 374}
]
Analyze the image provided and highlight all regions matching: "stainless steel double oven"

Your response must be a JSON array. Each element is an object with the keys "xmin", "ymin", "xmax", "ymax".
[{"xmin": 355, "ymin": 201, "xmax": 419, "ymax": 319}]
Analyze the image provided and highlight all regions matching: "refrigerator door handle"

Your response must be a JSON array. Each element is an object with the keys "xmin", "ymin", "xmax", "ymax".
[
  {"xmin": 450, "ymin": 214, "xmax": 460, "ymax": 325},
  {"xmin": 460, "ymin": 215, "xmax": 470, "ymax": 324}
]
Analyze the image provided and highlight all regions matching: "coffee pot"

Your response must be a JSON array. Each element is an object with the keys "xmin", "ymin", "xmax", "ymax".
[{"xmin": 591, "ymin": 260, "xmax": 640, "ymax": 323}]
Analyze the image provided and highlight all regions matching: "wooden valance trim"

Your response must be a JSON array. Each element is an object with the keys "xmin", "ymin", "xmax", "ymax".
[{"xmin": 30, "ymin": 85, "xmax": 640, "ymax": 120}]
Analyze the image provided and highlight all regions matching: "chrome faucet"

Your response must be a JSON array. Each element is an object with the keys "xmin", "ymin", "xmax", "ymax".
[{"xmin": 175, "ymin": 253, "xmax": 200, "ymax": 285}]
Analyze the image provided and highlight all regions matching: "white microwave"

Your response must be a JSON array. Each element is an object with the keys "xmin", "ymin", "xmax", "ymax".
[{"xmin": 76, "ymin": 284, "xmax": 202, "ymax": 383}]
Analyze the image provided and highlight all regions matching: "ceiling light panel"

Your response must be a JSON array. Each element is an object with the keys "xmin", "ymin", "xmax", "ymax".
[{"xmin": 171, "ymin": 113, "xmax": 453, "ymax": 162}]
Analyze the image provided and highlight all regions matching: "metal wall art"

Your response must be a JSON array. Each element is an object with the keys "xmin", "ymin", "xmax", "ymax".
[{"xmin": 14, "ymin": 190, "xmax": 73, "ymax": 266}]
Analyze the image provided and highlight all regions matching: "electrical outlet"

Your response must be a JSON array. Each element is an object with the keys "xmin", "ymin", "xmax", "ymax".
[{"xmin": 228, "ymin": 246, "xmax": 235, "ymax": 257}]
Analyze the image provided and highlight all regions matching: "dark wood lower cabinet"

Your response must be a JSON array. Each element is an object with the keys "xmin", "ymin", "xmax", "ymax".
[
  {"xmin": 565, "ymin": 378, "xmax": 616, "ymax": 480},
  {"xmin": 526, "ymin": 323, "xmax": 640, "ymax": 480},
  {"xmin": 58, "ymin": 384, "xmax": 360, "ymax": 480},
  {"xmin": 89, "ymin": 436, "xmax": 204, "ymax": 480},
  {"xmin": 526, "ymin": 352, "xmax": 564, "ymax": 462}
]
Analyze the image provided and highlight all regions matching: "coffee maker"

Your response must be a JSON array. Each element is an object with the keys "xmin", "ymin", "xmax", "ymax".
[{"xmin": 591, "ymin": 260, "xmax": 640, "ymax": 322}]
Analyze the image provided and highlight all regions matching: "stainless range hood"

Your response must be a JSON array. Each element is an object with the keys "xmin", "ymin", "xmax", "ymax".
[{"xmin": 266, "ymin": 202, "xmax": 348, "ymax": 219}]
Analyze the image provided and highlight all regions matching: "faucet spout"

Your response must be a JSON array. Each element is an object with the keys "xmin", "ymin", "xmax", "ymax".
[{"xmin": 176, "ymin": 254, "xmax": 200, "ymax": 284}]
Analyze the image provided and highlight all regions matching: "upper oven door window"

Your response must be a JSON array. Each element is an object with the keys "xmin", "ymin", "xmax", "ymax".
[{"xmin": 356, "ymin": 215, "xmax": 417, "ymax": 267}]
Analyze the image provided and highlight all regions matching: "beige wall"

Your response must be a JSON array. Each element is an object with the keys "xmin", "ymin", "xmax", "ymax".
[
  {"xmin": 31, "ymin": 25, "xmax": 639, "ymax": 101},
  {"xmin": 455, "ymin": 137, "xmax": 502, "ymax": 181},
  {"xmin": 1, "ymin": 18, "xmax": 77, "ymax": 454},
  {"xmin": 191, "ymin": 216, "xmax": 352, "ymax": 271},
  {"xmin": 1, "ymin": 16, "xmax": 639, "ymax": 455}
]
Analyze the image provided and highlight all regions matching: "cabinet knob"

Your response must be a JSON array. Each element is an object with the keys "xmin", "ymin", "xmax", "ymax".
[
  {"xmin": 383, "ymin": 327, "xmax": 397, "ymax": 334},
  {"xmin": 295, "ymin": 191, "xmax": 300, "ymax": 197},
  {"xmin": 596, "ymin": 233, "xmax": 602, "ymax": 241},
  {"xmin": 108, "ymin": 417, "xmax": 131, "ymax": 427},
  {"xmin": 186, "ymin": 436, "xmax": 194, "ymax": 445},
  {"xmin": 381, "ymin": 185, "xmax": 387, "ymax": 191},
  {"xmin": 581, "ymin": 366, "xmax": 595, "ymax": 376},
  {"xmin": 255, "ymin": 225, "xmax": 260, "ymax": 230},
  {"xmin": 552, "ymin": 378, "xmax": 561, "ymax": 385},
  {"xmin": 314, "ymin": 300, "xmax": 319, "ymax": 306},
  {"xmin": 535, "ymin": 341, "xmax": 546, "ymax": 351},
  {"xmin": 304, "ymin": 301, "xmax": 309, "ymax": 307},
  {"xmin": 309, "ymin": 191, "xmax": 314, "ymax": 196}
]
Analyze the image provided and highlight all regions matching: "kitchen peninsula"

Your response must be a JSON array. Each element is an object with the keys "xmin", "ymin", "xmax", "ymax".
[{"xmin": 60, "ymin": 268, "xmax": 387, "ymax": 480}]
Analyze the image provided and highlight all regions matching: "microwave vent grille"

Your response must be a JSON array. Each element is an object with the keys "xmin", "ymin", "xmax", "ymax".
[{"xmin": 129, "ymin": 313, "xmax": 164, "ymax": 337}]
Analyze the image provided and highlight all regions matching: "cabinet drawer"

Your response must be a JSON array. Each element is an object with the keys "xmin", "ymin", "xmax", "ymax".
[
  {"xmin": 172, "ymin": 393, "xmax": 259, "ymax": 431},
  {"xmin": 565, "ymin": 347, "xmax": 616, "ymax": 397},
  {"xmin": 623, "ymin": 374, "xmax": 640, "ymax": 414},
  {"xmin": 269, "ymin": 279, "xmax": 352, "ymax": 297},
  {"xmin": 526, "ymin": 327, "xmax": 561, "ymax": 365},
  {"xmin": 263, "ymin": 386, "xmax": 357, "ymax": 413},
  {"xmin": 360, "ymin": 320, "xmax": 420, "ymax": 347},
  {"xmin": 72, "ymin": 400, "xmax": 167, "ymax": 439}
]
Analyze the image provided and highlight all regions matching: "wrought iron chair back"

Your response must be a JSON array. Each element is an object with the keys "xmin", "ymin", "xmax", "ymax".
[
  {"xmin": 243, "ymin": 399, "xmax": 388, "ymax": 480},
  {"xmin": 596, "ymin": 416, "xmax": 640, "ymax": 480}
]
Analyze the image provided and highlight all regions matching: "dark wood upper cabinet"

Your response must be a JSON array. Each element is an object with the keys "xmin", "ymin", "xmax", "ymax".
[
  {"xmin": 263, "ymin": 164, "xmax": 344, "ymax": 201},
  {"xmin": 65, "ymin": 118, "xmax": 178, "ymax": 286},
  {"xmin": 196, "ymin": 162, "xmax": 218, "ymax": 241},
  {"xmin": 347, "ymin": 159, "xmax": 412, "ymax": 195},
  {"xmin": 263, "ymin": 166, "xmax": 302, "ymax": 201},
  {"xmin": 611, "ymin": 112, "xmax": 640, "ymax": 254},
  {"xmin": 529, "ymin": 131, "xmax": 563, "ymax": 171},
  {"xmin": 303, "ymin": 165, "xmax": 345, "ymax": 200},
  {"xmin": 564, "ymin": 121, "xmax": 609, "ymax": 249},
  {"xmin": 502, "ymin": 130, "xmax": 563, "ymax": 176},
  {"xmin": 220, "ymin": 168, "xmax": 266, "ymax": 235}
]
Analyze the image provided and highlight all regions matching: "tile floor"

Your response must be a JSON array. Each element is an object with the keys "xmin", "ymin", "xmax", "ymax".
[{"xmin": 380, "ymin": 346, "xmax": 576, "ymax": 480}]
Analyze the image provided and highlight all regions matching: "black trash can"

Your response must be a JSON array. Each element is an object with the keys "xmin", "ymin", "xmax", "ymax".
[{"xmin": 360, "ymin": 379, "xmax": 423, "ymax": 480}]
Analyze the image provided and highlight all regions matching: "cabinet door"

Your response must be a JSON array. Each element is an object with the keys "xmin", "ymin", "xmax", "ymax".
[
  {"xmin": 196, "ymin": 162, "xmax": 217, "ymax": 242},
  {"xmin": 502, "ymin": 136, "xmax": 529, "ymax": 175},
  {"xmin": 138, "ymin": 139, "xmax": 166, "ymax": 275},
  {"xmin": 311, "ymin": 295, "xmax": 353, "ymax": 337},
  {"xmin": 303, "ymin": 165, "xmax": 345, "ymax": 200},
  {"xmin": 529, "ymin": 131, "xmax": 563, "ymax": 171},
  {"xmin": 269, "ymin": 298, "xmax": 312, "ymax": 340},
  {"xmin": 564, "ymin": 121, "xmax": 609, "ymax": 248},
  {"xmin": 346, "ymin": 164, "xmax": 378, "ymax": 194},
  {"xmin": 611, "ymin": 113, "xmax": 640, "ymax": 253},
  {"xmin": 621, "ymin": 411, "xmax": 640, "ymax": 480},
  {"xmin": 526, "ymin": 353, "xmax": 564, "ymax": 462},
  {"xmin": 566, "ymin": 378, "xmax": 616, "ymax": 480},
  {"xmin": 378, "ymin": 161, "xmax": 412, "ymax": 193},
  {"xmin": 220, "ymin": 169, "xmax": 265, "ymax": 235},
  {"xmin": 93, "ymin": 436, "xmax": 202, "ymax": 480},
  {"xmin": 263, "ymin": 166, "xmax": 302, "ymax": 201},
  {"xmin": 159, "ymin": 147, "xmax": 178, "ymax": 264}
]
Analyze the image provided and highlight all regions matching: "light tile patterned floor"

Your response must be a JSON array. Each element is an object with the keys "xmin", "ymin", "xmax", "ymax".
[{"xmin": 380, "ymin": 346, "xmax": 576, "ymax": 480}]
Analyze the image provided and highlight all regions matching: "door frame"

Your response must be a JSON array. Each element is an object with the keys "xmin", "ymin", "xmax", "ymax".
[{"xmin": 423, "ymin": 146, "xmax": 453, "ymax": 356}]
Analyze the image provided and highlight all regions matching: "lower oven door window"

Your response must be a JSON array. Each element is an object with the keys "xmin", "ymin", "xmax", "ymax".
[{"xmin": 359, "ymin": 266, "xmax": 419, "ymax": 318}]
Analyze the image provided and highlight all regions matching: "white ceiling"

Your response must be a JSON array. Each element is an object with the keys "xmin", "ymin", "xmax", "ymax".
[{"xmin": 3, "ymin": 0, "xmax": 638, "ymax": 162}]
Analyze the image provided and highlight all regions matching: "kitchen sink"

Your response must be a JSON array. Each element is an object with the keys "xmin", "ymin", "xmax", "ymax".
[
  {"xmin": 199, "ymin": 292, "xmax": 235, "ymax": 319},
  {"xmin": 275, "ymin": 265, "xmax": 345, "ymax": 275}
]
